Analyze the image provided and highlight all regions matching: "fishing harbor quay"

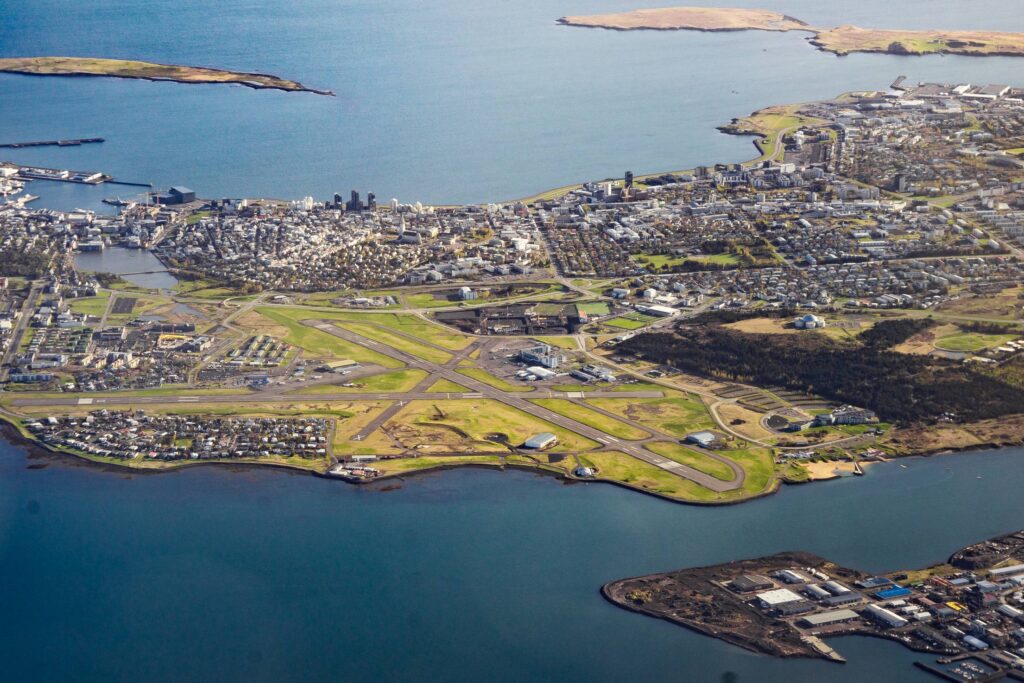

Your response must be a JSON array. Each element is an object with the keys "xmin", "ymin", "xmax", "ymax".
[{"xmin": 0, "ymin": 160, "xmax": 151, "ymax": 188}]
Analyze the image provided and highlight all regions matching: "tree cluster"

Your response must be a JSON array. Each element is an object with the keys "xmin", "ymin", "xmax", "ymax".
[{"xmin": 622, "ymin": 327, "xmax": 1024, "ymax": 423}]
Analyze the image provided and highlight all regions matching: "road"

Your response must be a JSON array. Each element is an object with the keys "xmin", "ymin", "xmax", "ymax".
[
  {"xmin": 0, "ymin": 283, "xmax": 41, "ymax": 380},
  {"xmin": 7, "ymin": 389, "xmax": 668, "ymax": 408}
]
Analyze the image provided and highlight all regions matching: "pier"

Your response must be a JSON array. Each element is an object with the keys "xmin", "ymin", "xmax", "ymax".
[
  {"xmin": 11, "ymin": 163, "xmax": 110, "ymax": 185},
  {"xmin": 0, "ymin": 137, "xmax": 104, "ymax": 149},
  {"xmin": 3, "ymin": 161, "xmax": 150, "ymax": 188}
]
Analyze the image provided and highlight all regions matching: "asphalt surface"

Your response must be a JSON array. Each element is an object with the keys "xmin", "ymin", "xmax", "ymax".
[
  {"xmin": 7, "ymin": 389, "xmax": 669, "ymax": 408},
  {"xmin": 314, "ymin": 321, "xmax": 745, "ymax": 492},
  {"xmin": 4, "ymin": 312, "xmax": 746, "ymax": 493}
]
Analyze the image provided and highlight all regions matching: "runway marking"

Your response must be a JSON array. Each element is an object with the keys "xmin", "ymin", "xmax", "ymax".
[
  {"xmin": 77, "ymin": 398, "xmax": 93, "ymax": 405},
  {"xmin": 567, "ymin": 392, "xmax": 584, "ymax": 399},
  {"xmin": 178, "ymin": 397, "xmax": 200, "ymax": 402}
]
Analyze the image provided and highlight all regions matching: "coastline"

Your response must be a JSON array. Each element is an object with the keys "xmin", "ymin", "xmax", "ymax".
[
  {"xmin": 599, "ymin": 529, "xmax": 1024, "ymax": 670},
  {"xmin": 556, "ymin": 11, "xmax": 1024, "ymax": 59},
  {"xmin": 6, "ymin": 404, "xmax": 1019, "ymax": 506},
  {"xmin": 3, "ymin": 85, "xmax": 1021, "ymax": 508}
]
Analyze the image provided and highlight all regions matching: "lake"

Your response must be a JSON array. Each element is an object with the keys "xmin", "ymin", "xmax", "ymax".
[
  {"xmin": 1, "ymin": 439, "xmax": 1023, "ymax": 681},
  {"xmin": 74, "ymin": 246, "xmax": 178, "ymax": 289}
]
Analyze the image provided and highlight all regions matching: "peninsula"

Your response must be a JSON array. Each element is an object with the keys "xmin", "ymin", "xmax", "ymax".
[
  {"xmin": 2, "ymin": 78, "xmax": 1024, "ymax": 509},
  {"xmin": 0, "ymin": 57, "xmax": 334, "ymax": 95},
  {"xmin": 603, "ymin": 530, "xmax": 1024, "ymax": 677},
  {"xmin": 558, "ymin": 6, "xmax": 1024, "ymax": 57}
]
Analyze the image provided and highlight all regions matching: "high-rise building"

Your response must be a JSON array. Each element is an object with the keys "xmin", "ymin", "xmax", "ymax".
[
  {"xmin": 625, "ymin": 170, "xmax": 634, "ymax": 188},
  {"xmin": 347, "ymin": 190, "xmax": 361, "ymax": 212},
  {"xmin": 367, "ymin": 193, "xmax": 376, "ymax": 210}
]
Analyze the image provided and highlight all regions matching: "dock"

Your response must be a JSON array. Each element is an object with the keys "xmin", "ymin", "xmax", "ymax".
[
  {"xmin": 11, "ymin": 163, "xmax": 111, "ymax": 185},
  {"xmin": 0, "ymin": 137, "xmax": 104, "ymax": 149},
  {"xmin": 3, "ymin": 161, "xmax": 149, "ymax": 188}
]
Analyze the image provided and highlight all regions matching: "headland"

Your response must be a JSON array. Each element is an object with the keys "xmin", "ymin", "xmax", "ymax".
[{"xmin": 604, "ymin": 530, "xmax": 1024, "ymax": 678}]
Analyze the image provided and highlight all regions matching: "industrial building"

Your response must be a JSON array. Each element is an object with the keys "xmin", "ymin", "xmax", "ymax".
[
  {"xmin": 862, "ymin": 603, "xmax": 909, "ymax": 629},
  {"xmin": 798, "ymin": 609, "xmax": 860, "ymax": 629},
  {"xmin": 522, "ymin": 433, "xmax": 558, "ymax": 450},
  {"xmin": 685, "ymin": 431, "xmax": 717, "ymax": 448},
  {"xmin": 756, "ymin": 588, "xmax": 803, "ymax": 609},
  {"xmin": 156, "ymin": 186, "xmax": 196, "ymax": 205},
  {"xmin": 729, "ymin": 574, "xmax": 775, "ymax": 593}
]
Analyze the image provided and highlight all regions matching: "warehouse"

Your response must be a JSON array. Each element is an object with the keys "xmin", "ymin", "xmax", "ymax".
[
  {"xmin": 775, "ymin": 569, "xmax": 811, "ymax": 585},
  {"xmin": 990, "ymin": 564, "xmax": 1024, "ymax": 579},
  {"xmin": 685, "ymin": 431, "xmax": 718, "ymax": 448},
  {"xmin": 522, "ymin": 433, "xmax": 558, "ymax": 450},
  {"xmin": 729, "ymin": 574, "xmax": 774, "ymax": 593},
  {"xmin": 875, "ymin": 586, "xmax": 911, "ymax": 600},
  {"xmin": 799, "ymin": 609, "xmax": 860, "ymax": 629},
  {"xmin": 863, "ymin": 604, "xmax": 908, "ymax": 629},
  {"xmin": 822, "ymin": 580, "xmax": 852, "ymax": 595},
  {"xmin": 822, "ymin": 591, "xmax": 864, "ymax": 607},
  {"xmin": 755, "ymin": 588, "xmax": 803, "ymax": 609},
  {"xmin": 803, "ymin": 584, "xmax": 832, "ymax": 601}
]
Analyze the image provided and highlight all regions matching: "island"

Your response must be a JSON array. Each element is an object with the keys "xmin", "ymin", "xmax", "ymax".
[
  {"xmin": 557, "ymin": 7, "xmax": 808, "ymax": 33},
  {"xmin": 558, "ymin": 6, "xmax": 1024, "ymax": 58},
  {"xmin": 0, "ymin": 57, "xmax": 334, "ymax": 95},
  {"xmin": 603, "ymin": 530, "xmax": 1024, "ymax": 679}
]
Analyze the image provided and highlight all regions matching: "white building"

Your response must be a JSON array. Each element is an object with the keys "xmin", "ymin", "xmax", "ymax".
[
  {"xmin": 794, "ymin": 313, "xmax": 826, "ymax": 329},
  {"xmin": 756, "ymin": 588, "xmax": 803, "ymax": 609}
]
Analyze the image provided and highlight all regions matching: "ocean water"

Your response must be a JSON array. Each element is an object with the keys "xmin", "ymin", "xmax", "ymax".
[
  {"xmin": 1, "ymin": 441, "xmax": 1023, "ymax": 681},
  {"xmin": 3, "ymin": 0, "xmax": 1024, "ymax": 210}
]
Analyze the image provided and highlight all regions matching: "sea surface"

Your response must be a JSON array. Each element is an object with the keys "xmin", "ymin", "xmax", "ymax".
[
  {"xmin": 3, "ymin": 1, "xmax": 1024, "ymax": 210},
  {"xmin": 2, "ymin": 441, "xmax": 1024, "ymax": 681}
]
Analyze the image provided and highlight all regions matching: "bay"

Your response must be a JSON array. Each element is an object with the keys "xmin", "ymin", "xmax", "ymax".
[
  {"xmin": 1, "ymin": 439, "xmax": 1022, "ymax": 681},
  {"xmin": 3, "ymin": 0, "xmax": 1024, "ymax": 210}
]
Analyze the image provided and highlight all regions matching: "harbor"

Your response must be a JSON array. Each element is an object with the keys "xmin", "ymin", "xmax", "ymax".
[{"xmin": 2, "ymin": 160, "xmax": 152, "ymax": 188}]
